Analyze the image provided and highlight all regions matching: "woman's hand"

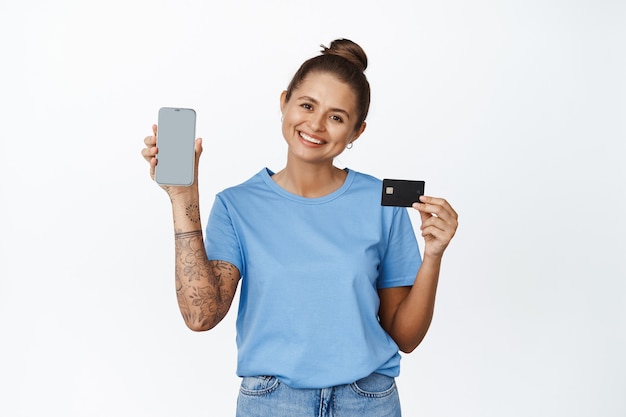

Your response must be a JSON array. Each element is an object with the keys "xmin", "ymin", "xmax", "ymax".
[
  {"xmin": 412, "ymin": 196, "xmax": 458, "ymax": 258},
  {"xmin": 141, "ymin": 124, "xmax": 203, "ymax": 198}
]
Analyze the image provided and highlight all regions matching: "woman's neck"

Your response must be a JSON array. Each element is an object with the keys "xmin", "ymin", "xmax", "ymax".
[{"xmin": 271, "ymin": 162, "xmax": 347, "ymax": 198}]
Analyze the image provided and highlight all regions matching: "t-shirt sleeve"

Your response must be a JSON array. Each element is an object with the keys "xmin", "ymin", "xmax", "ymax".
[
  {"xmin": 377, "ymin": 207, "xmax": 422, "ymax": 289},
  {"xmin": 204, "ymin": 194, "xmax": 244, "ymax": 277}
]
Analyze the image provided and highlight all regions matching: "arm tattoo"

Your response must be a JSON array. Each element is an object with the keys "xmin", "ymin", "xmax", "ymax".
[
  {"xmin": 185, "ymin": 203, "xmax": 201, "ymax": 223},
  {"xmin": 174, "ymin": 231, "xmax": 237, "ymax": 330},
  {"xmin": 175, "ymin": 230, "xmax": 203, "ymax": 239}
]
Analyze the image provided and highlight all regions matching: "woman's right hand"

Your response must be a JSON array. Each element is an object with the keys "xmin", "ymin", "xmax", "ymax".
[{"xmin": 141, "ymin": 124, "xmax": 203, "ymax": 198}]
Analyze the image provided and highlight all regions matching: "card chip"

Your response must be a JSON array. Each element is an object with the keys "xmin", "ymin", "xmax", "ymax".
[{"xmin": 386, "ymin": 186, "xmax": 394, "ymax": 194}]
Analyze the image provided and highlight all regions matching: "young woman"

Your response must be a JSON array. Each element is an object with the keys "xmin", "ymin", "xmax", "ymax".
[{"xmin": 142, "ymin": 39, "xmax": 458, "ymax": 417}]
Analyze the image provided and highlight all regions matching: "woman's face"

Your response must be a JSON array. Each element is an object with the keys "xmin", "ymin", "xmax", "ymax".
[{"xmin": 280, "ymin": 72, "xmax": 365, "ymax": 166}]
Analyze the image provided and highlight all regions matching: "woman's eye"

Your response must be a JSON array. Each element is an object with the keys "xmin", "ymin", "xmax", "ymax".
[
  {"xmin": 301, "ymin": 103, "xmax": 313, "ymax": 110},
  {"xmin": 331, "ymin": 115, "xmax": 343, "ymax": 123}
]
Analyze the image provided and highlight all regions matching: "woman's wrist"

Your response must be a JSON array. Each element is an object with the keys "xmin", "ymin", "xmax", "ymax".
[
  {"xmin": 420, "ymin": 252, "xmax": 444, "ymax": 274},
  {"xmin": 170, "ymin": 191, "xmax": 202, "ymax": 232},
  {"xmin": 175, "ymin": 230, "xmax": 203, "ymax": 239},
  {"xmin": 167, "ymin": 183, "xmax": 199, "ymax": 202}
]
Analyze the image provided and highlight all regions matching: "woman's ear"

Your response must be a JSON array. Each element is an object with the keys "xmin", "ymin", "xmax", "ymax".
[
  {"xmin": 351, "ymin": 121, "xmax": 367, "ymax": 143},
  {"xmin": 280, "ymin": 91, "xmax": 288, "ymax": 113}
]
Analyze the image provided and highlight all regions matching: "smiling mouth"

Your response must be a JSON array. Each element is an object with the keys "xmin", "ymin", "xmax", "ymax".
[{"xmin": 299, "ymin": 131, "xmax": 325, "ymax": 145}]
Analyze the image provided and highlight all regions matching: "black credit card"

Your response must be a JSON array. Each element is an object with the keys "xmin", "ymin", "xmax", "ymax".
[{"xmin": 381, "ymin": 179, "xmax": 425, "ymax": 207}]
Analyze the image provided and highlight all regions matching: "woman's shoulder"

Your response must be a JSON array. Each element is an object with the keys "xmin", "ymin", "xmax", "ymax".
[
  {"xmin": 347, "ymin": 169, "xmax": 383, "ymax": 192},
  {"xmin": 218, "ymin": 168, "xmax": 268, "ymax": 192},
  {"xmin": 214, "ymin": 168, "xmax": 278, "ymax": 207}
]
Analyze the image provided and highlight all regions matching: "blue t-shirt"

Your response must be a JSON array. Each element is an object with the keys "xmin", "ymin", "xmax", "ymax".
[{"xmin": 205, "ymin": 168, "xmax": 421, "ymax": 389}]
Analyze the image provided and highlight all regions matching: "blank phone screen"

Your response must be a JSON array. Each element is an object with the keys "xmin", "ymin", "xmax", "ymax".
[{"xmin": 155, "ymin": 107, "xmax": 196, "ymax": 186}]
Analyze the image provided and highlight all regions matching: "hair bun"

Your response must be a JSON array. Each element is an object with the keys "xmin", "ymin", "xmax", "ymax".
[{"xmin": 321, "ymin": 39, "xmax": 368, "ymax": 72}]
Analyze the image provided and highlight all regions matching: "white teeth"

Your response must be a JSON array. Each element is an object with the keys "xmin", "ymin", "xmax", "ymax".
[{"xmin": 300, "ymin": 132, "xmax": 323, "ymax": 144}]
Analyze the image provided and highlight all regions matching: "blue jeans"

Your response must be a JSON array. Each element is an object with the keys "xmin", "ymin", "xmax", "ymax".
[{"xmin": 236, "ymin": 373, "xmax": 402, "ymax": 417}]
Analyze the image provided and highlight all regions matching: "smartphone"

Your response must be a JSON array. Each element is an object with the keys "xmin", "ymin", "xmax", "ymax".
[
  {"xmin": 381, "ymin": 179, "xmax": 425, "ymax": 207},
  {"xmin": 155, "ymin": 107, "xmax": 196, "ymax": 186}
]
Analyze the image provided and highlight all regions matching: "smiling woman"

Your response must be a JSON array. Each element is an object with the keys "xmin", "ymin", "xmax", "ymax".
[
  {"xmin": 141, "ymin": 38, "xmax": 458, "ymax": 417},
  {"xmin": 275, "ymin": 72, "xmax": 367, "ymax": 194}
]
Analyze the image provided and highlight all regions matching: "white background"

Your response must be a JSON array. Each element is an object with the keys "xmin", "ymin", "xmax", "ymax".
[{"xmin": 1, "ymin": 0, "xmax": 625, "ymax": 416}]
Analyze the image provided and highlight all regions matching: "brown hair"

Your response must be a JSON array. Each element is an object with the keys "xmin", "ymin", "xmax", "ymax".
[{"xmin": 284, "ymin": 39, "xmax": 371, "ymax": 131}]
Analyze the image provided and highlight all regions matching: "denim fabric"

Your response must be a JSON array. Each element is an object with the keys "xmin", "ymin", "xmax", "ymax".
[{"xmin": 236, "ymin": 373, "xmax": 401, "ymax": 417}]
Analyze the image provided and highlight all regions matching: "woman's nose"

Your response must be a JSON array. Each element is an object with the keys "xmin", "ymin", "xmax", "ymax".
[{"xmin": 309, "ymin": 113, "xmax": 326, "ymax": 132}]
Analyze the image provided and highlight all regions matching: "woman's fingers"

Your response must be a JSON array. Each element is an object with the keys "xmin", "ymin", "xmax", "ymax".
[
  {"xmin": 412, "ymin": 195, "xmax": 459, "ymax": 257},
  {"xmin": 141, "ymin": 141, "xmax": 157, "ymax": 159},
  {"xmin": 141, "ymin": 125, "xmax": 159, "ymax": 179},
  {"xmin": 413, "ymin": 195, "xmax": 458, "ymax": 222}
]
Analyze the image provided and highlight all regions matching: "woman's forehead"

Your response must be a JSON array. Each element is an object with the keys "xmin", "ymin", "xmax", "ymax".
[{"xmin": 293, "ymin": 73, "xmax": 357, "ymax": 109}]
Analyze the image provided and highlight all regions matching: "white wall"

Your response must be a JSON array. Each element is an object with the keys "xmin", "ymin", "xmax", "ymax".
[{"xmin": 1, "ymin": 0, "xmax": 624, "ymax": 416}]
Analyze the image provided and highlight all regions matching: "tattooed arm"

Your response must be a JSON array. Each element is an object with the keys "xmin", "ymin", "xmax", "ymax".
[
  {"xmin": 142, "ymin": 125, "xmax": 239, "ymax": 331},
  {"xmin": 174, "ymin": 230, "xmax": 239, "ymax": 331},
  {"xmin": 168, "ymin": 178, "xmax": 239, "ymax": 332}
]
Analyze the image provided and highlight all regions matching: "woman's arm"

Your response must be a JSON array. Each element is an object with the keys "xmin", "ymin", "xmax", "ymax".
[
  {"xmin": 142, "ymin": 125, "xmax": 240, "ymax": 331},
  {"xmin": 378, "ymin": 196, "xmax": 458, "ymax": 353},
  {"xmin": 378, "ymin": 255, "xmax": 441, "ymax": 353},
  {"xmin": 171, "ymin": 198, "xmax": 240, "ymax": 332}
]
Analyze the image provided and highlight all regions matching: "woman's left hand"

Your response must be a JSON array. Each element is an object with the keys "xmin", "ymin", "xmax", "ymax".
[{"xmin": 412, "ymin": 196, "xmax": 458, "ymax": 258}]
